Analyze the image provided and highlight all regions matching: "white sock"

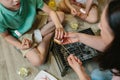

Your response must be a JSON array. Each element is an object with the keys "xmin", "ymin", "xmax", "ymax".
[{"xmin": 34, "ymin": 29, "xmax": 42, "ymax": 43}]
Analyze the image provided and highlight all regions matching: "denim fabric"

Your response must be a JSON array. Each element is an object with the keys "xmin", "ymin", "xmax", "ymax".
[{"xmin": 91, "ymin": 69, "xmax": 113, "ymax": 80}]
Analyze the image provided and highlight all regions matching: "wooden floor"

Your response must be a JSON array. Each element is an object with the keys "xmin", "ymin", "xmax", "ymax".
[
  {"xmin": 0, "ymin": 35, "xmax": 81, "ymax": 80},
  {"xmin": 0, "ymin": 15, "xmax": 82, "ymax": 80},
  {"xmin": 0, "ymin": 0, "xmax": 107, "ymax": 79}
]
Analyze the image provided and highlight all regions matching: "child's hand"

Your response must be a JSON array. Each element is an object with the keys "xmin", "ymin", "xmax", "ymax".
[
  {"xmin": 80, "ymin": 13, "xmax": 88, "ymax": 20},
  {"xmin": 55, "ymin": 27, "xmax": 65, "ymax": 40},
  {"xmin": 20, "ymin": 38, "xmax": 31, "ymax": 50},
  {"xmin": 70, "ymin": 7, "xmax": 78, "ymax": 16},
  {"xmin": 61, "ymin": 32, "xmax": 79, "ymax": 44}
]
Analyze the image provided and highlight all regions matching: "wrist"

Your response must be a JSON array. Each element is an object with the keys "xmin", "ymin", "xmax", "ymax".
[
  {"xmin": 75, "ymin": 66, "xmax": 84, "ymax": 75},
  {"xmin": 56, "ymin": 24, "xmax": 63, "ymax": 29}
]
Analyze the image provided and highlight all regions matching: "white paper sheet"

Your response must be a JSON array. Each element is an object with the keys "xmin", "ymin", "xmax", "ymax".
[{"xmin": 34, "ymin": 70, "xmax": 57, "ymax": 80}]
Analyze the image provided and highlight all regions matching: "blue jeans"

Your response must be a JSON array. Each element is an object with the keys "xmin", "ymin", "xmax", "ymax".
[{"xmin": 91, "ymin": 69, "xmax": 113, "ymax": 80}]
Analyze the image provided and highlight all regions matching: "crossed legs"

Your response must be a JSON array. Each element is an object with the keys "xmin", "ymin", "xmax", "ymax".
[
  {"xmin": 25, "ymin": 11, "xmax": 64, "ymax": 66},
  {"xmin": 58, "ymin": 0, "xmax": 98, "ymax": 23}
]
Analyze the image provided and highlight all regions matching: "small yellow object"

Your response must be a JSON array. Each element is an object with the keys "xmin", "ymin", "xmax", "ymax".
[
  {"xmin": 18, "ymin": 67, "xmax": 30, "ymax": 77},
  {"xmin": 70, "ymin": 23, "xmax": 78, "ymax": 30},
  {"xmin": 48, "ymin": 0, "xmax": 57, "ymax": 10}
]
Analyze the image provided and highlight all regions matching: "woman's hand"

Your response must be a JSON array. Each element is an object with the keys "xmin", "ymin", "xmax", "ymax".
[
  {"xmin": 68, "ymin": 54, "xmax": 90, "ymax": 80},
  {"xmin": 20, "ymin": 38, "xmax": 32, "ymax": 50},
  {"xmin": 67, "ymin": 54, "xmax": 83, "ymax": 73},
  {"xmin": 61, "ymin": 32, "xmax": 79, "ymax": 44}
]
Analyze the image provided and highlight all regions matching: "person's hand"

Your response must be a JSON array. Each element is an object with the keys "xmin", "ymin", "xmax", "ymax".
[
  {"xmin": 80, "ymin": 13, "xmax": 88, "ymax": 20},
  {"xmin": 20, "ymin": 38, "xmax": 31, "ymax": 50},
  {"xmin": 61, "ymin": 32, "xmax": 79, "ymax": 44},
  {"xmin": 68, "ymin": 54, "xmax": 90, "ymax": 80},
  {"xmin": 67, "ymin": 54, "xmax": 82, "ymax": 73},
  {"xmin": 70, "ymin": 7, "xmax": 78, "ymax": 16},
  {"xmin": 77, "ymin": 8, "xmax": 88, "ymax": 20},
  {"xmin": 55, "ymin": 27, "xmax": 65, "ymax": 40}
]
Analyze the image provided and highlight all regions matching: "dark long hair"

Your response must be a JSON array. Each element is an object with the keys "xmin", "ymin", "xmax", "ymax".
[{"xmin": 97, "ymin": 0, "xmax": 120, "ymax": 76}]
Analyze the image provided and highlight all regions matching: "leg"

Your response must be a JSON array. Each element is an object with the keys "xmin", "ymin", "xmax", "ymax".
[
  {"xmin": 25, "ymin": 32, "xmax": 53, "ymax": 66},
  {"xmin": 40, "ymin": 11, "xmax": 64, "ymax": 37},
  {"xmin": 25, "ymin": 11, "xmax": 64, "ymax": 66},
  {"xmin": 58, "ymin": 0, "xmax": 71, "ymax": 13},
  {"xmin": 85, "ymin": 4, "xmax": 98, "ymax": 23}
]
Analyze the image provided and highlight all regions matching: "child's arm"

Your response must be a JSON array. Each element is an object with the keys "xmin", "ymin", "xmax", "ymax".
[
  {"xmin": 65, "ymin": 0, "xmax": 78, "ymax": 15},
  {"xmin": 1, "ymin": 31, "xmax": 31, "ymax": 50},
  {"xmin": 41, "ymin": 3, "xmax": 62, "ymax": 28},
  {"xmin": 65, "ymin": 0, "xmax": 74, "ymax": 10},
  {"xmin": 41, "ymin": 3, "xmax": 64, "ymax": 39}
]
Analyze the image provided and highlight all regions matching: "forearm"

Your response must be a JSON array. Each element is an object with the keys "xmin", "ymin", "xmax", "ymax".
[
  {"xmin": 42, "ymin": 3, "xmax": 63, "ymax": 28},
  {"xmin": 49, "ymin": 11, "xmax": 63, "ymax": 28},
  {"xmin": 65, "ymin": 0, "xmax": 74, "ymax": 10},
  {"xmin": 42, "ymin": 3, "xmax": 53, "ymax": 14},
  {"xmin": 85, "ymin": 0, "xmax": 93, "ymax": 13},
  {"xmin": 77, "ymin": 66, "xmax": 91, "ymax": 80},
  {"xmin": 4, "ymin": 35, "xmax": 21, "ymax": 49},
  {"xmin": 78, "ymin": 33, "xmax": 106, "ymax": 52}
]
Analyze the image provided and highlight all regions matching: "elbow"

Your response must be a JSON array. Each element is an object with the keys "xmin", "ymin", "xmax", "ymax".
[{"xmin": 32, "ymin": 60, "xmax": 44, "ymax": 67}]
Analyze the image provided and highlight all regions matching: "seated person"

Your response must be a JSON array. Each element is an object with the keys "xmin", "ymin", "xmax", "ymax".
[
  {"xmin": 60, "ymin": 0, "xmax": 120, "ymax": 80},
  {"xmin": 58, "ymin": 0, "xmax": 98, "ymax": 23},
  {"xmin": 0, "ymin": 0, "xmax": 65, "ymax": 66}
]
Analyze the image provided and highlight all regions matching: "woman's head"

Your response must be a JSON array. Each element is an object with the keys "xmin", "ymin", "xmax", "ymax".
[
  {"xmin": 99, "ymin": 0, "xmax": 120, "ymax": 47},
  {"xmin": 107, "ymin": 0, "xmax": 120, "ymax": 38},
  {"xmin": 0, "ymin": 0, "xmax": 20, "ymax": 11},
  {"xmin": 98, "ymin": 0, "xmax": 120, "ymax": 76}
]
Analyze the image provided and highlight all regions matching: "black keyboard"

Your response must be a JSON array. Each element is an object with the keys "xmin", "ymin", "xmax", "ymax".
[{"xmin": 52, "ymin": 28, "xmax": 99, "ymax": 76}]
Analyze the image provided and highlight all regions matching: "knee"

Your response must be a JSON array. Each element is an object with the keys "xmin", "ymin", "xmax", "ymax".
[
  {"xmin": 87, "ymin": 6, "xmax": 99, "ymax": 23},
  {"xmin": 31, "ymin": 59, "xmax": 44, "ymax": 67},
  {"xmin": 28, "ymin": 56, "xmax": 45, "ymax": 67},
  {"xmin": 88, "ymin": 16, "xmax": 98, "ymax": 23}
]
